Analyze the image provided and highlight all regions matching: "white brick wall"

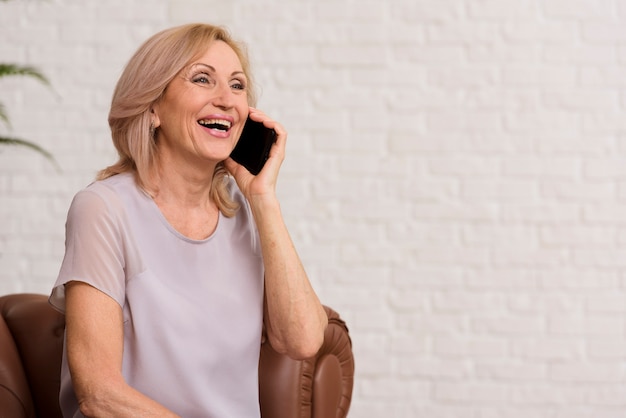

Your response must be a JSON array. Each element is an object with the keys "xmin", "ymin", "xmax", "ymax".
[{"xmin": 1, "ymin": 0, "xmax": 625, "ymax": 416}]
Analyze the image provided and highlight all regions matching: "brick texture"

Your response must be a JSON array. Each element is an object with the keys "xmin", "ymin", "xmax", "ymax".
[{"xmin": 1, "ymin": 0, "xmax": 625, "ymax": 416}]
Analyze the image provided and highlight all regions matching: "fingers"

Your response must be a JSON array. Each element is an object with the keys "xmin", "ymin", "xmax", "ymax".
[{"xmin": 248, "ymin": 108, "xmax": 286, "ymax": 141}]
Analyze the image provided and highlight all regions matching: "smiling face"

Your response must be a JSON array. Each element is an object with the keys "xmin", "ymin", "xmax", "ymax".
[{"xmin": 151, "ymin": 40, "xmax": 249, "ymax": 168}]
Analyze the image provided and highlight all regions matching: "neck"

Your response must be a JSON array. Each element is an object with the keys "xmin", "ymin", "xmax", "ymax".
[
  {"xmin": 150, "ymin": 150, "xmax": 218, "ymax": 209},
  {"xmin": 148, "ymin": 152, "xmax": 221, "ymax": 240}
]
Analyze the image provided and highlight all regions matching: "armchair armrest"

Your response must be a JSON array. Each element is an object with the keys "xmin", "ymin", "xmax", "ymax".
[{"xmin": 259, "ymin": 305, "xmax": 354, "ymax": 418}]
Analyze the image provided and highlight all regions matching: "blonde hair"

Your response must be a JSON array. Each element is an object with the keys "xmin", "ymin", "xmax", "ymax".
[{"xmin": 98, "ymin": 23, "xmax": 257, "ymax": 217}]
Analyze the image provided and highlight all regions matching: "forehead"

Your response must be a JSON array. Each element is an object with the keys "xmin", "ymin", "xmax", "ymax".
[{"xmin": 187, "ymin": 40, "xmax": 243, "ymax": 73}]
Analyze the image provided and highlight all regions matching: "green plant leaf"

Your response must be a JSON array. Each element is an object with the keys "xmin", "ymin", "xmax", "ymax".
[
  {"xmin": 0, "ymin": 63, "xmax": 50, "ymax": 86},
  {"xmin": 0, "ymin": 136, "xmax": 60, "ymax": 172},
  {"xmin": 0, "ymin": 103, "xmax": 9, "ymax": 128}
]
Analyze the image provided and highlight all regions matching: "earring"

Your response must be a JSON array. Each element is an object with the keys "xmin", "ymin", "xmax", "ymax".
[{"xmin": 149, "ymin": 121, "xmax": 156, "ymax": 139}]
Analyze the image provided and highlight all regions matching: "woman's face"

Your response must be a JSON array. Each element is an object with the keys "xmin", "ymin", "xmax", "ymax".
[{"xmin": 152, "ymin": 40, "xmax": 249, "ymax": 167}]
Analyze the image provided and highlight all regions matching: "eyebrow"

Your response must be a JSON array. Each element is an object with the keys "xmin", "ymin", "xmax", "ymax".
[{"xmin": 191, "ymin": 63, "xmax": 245, "ymax": 78}]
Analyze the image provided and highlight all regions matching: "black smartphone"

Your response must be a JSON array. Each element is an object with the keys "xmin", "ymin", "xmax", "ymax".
[{"xmin": 230, "ymin": 117, "xmax": 277, "ymax": 175}]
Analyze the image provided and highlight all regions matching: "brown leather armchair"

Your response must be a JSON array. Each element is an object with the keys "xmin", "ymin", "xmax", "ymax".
[{"xmin": 0, "ymin": 293, "xmax": 354, "ymax": 418}]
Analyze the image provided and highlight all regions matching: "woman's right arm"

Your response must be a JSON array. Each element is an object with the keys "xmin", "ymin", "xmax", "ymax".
[{"xmin": 65, "ymin": 281, "xmax": 179, "ymax": 418}]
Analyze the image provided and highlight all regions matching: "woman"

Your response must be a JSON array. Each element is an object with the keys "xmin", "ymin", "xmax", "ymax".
[{"xmin": 49, "ymin": 23, "xmax": 327, "ymax": 417}]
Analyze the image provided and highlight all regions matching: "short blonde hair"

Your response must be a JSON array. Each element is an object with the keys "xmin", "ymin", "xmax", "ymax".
[{"xmin": 98, "ymin": 23, "xmax": 256, "ymax": 217}]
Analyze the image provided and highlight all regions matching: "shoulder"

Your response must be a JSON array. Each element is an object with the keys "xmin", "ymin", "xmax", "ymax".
[
  {"xmin": 224, "ymin": 176, "xmax": 254, "ymax": 224},
  {"xmin": 225, "ymin": 176, "xmax": 247, "ymax": 207},
  {"xmin": 88, "ymin": 172, "xmax": 140, "ymax": 200},
  {"xmin": 68, "ymin": 173, "xmax": 138, "ymax": 223},
  {"xmin": 223, "ymin": 177, "xmax": 261, "ymax": 253}
]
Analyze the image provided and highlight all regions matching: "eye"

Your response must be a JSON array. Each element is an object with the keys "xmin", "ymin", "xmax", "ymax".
[
  {"xmin": 230, "ymin": 78, "xmax": 246, "ymax": 91},
  {"xmin": 192, "ymin": 73, "xmax": 213, "ymax": 85}
]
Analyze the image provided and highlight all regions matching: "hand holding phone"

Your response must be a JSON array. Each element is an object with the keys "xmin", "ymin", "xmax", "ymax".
[{"xmin": 230, "ymin": 117, "xmax": 277, "ymax": 175}]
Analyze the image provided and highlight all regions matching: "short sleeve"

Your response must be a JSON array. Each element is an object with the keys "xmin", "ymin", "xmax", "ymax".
[{"xmin": 49, "ymin": 187, "xmax": 127, "ymax": 313}]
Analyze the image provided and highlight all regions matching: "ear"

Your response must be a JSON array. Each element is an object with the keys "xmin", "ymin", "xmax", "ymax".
[{"xmin": 150, "ymin": 107, "xmax": 161, "ymax": 128}]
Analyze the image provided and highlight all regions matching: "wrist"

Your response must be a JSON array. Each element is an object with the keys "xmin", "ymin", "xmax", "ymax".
[{"xmin": 248, "ymin": 192, "xmax": 280, "ymax": 217}]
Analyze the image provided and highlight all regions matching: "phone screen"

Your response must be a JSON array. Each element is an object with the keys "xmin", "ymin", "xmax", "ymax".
[{"xmin": 230, "ymin": 118, "xmax": 276, "ymax": 175}]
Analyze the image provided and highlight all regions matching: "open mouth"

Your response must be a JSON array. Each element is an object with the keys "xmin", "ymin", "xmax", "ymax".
[{"xmin": 198, "ymin": 118, "xmax": 232, "ymax": 132}]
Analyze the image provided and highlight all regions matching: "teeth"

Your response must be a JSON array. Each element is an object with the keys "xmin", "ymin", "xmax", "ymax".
[{"xmin": 198, "ymin": 119, "xmax": 231, "ymax": 130}]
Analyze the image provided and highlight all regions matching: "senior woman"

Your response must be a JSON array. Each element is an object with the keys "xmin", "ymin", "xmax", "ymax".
[{"xmin": 49, "ymin": 23, "xmax": 327, "ymax": 417}]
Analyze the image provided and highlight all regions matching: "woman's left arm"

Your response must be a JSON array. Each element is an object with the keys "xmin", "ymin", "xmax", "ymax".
[{"xmin": 225, "ymin": 109, "xmax": 327, "ymax": 359}]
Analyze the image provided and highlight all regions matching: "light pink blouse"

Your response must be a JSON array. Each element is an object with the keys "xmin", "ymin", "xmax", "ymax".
[{"xmin": 50, "ymin": 172, "xmax": 264, "ymax": 417}]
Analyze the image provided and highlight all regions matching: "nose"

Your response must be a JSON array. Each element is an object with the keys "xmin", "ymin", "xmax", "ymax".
[{"xmin": 211, "ymin": 82, "xmax": 235, "ymax": 110}]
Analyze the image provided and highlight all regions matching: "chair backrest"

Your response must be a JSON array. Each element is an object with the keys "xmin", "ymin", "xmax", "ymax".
[
  {"xmin": 0, "ymin": 293, "xmax": 64, "ymax": 418},
  {"xmin": 0, "ymin": 294, "xmax": 354, "ymax": 418}
]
